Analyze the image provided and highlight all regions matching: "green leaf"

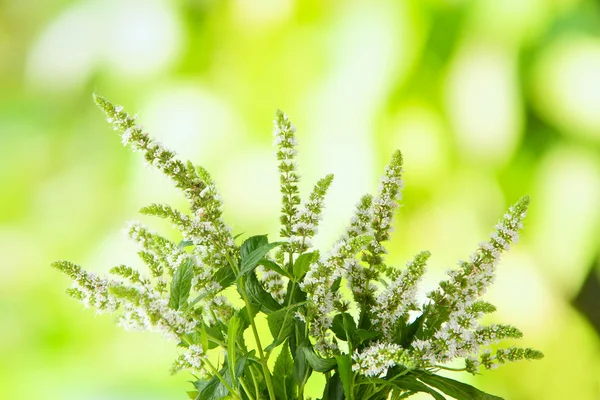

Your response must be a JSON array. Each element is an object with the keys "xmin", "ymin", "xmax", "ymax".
[
  {"xmin": 298, "ymin": 344, "xmax": 337, "ymax": 372},
  {"xmin": 267, "ymin": 305, "xmax": 299, "ymax": 347},
  {"xmin": 293, "ymin": 252, "xmax": 316, "ymax": 279},
  {"xmin": 331, "ymin": 313, "xmax": 357, "ymax": 342},
  {"xmin": 178, "ymin": 239, "xmax": 194, "ymax": 249},
  {"xmin": 390, "ymin": 377, "xmax": 446, "ymax": 400},
  {"xmin": 240, "ymin": 235, "xmax": 268, "ymax": 258},
  {"xmin": 260, "ymin": 259, "xmax": 293, "ymax": 279},
  {"xmin": 244, "ymin": 272, "xmax": 282, "ymax": 314},
  {"xmin": 399, "ymin": 310, "xmax": 427, "ymax": 348},
  {"xmin": 187, "ymin": 390, "xmax": 198, "ymax": 399},
  {"xmin": 418, "ymin": 374, "xmax": 504, "ymax": 400},
  {"xmin": 197, "ymin": 355, "xmax": 248, "ymax": 400},
  {"xmin": 273, "ymin": 344, "xmax": 296, "ymax": 400},
  {"xmin": 239, "ymin": 241, "xmax": 284, "ymax": 277},
  {"xmin": 355, "ymin": 329, "xmax": 380, "ymax": 344},
  {"xmin": 227, "ymin": 315, "xmax": 240, "ymax": 381},
  {"xmin": 213, "ymin": 265, "xmax": 236, "ymax": 290},
  {"xmin": 331, "ymin": 276, "xmax": 342, "ymax": 292},
  {"xmin": 293, "ymin": 341, "xmax": 310, "ymax": 385},
  {"xmin": 335, "ymin": 354, "xmax": 353, "ymax": 400},
  {"xmin": 321, "ymin": 372, "xmax": 345, "ymax": 400},
  {"xmin": 169, "ymin": 258, "xmax": 194, "ymax": 310}
]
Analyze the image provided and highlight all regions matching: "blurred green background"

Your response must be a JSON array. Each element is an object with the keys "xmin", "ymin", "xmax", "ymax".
[{"xmin": 2, "ymin": 0, "xmax": 600, "ymax": 399}]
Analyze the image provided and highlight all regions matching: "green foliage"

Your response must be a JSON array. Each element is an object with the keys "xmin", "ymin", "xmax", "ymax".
[{"xmin": 51, "ymin": 95, "xmax": 544, "ymax": 400}]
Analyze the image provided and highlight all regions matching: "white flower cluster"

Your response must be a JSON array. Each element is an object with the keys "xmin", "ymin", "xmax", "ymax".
[
  {"xmin": 372, "ymin": 251, "xmax": 430, "ymax": 338},
  {"xmin": 364, "ymin": 151, "xmax": 404, "ymax": 276},
  {"xmin": 54, "ymin": 261, "xmax": 119, "ymax": 312},
  {"xmin": 116, "ymin": 282, "xmax": 197, "ymax": 342},
  {"xmin": 171, "ymin": 344, "xmax": 208, "ymax": 375},
  {"xmin": 352, "ymin": 342, "xmax": 416, "ymax": 378},
  {"xmin": 273, "ymin": 110, "xmax": 301, "ymax": 245},
  {"xmin": 257, "ymin": 264, "xmax": 288, "ymax": 303},
  {"xmin": 411, "ymin": 197, "xmax": 530, "ymax": 369},
  {"xmin": 290, "ymin": 174, "xmax": 334, "ymax": 253},
  {"xmin": 95, "ymin": 95, "xmax": 237, "ymax": 272},
  {"xmin": 300, "ymin": 235, "xmax": 371, "ymax": 354}
]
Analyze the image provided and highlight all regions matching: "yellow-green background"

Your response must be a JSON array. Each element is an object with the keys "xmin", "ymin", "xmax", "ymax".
[{"xmin": 1, "ymin": 0, "xmax": 600, "ymax": 399}]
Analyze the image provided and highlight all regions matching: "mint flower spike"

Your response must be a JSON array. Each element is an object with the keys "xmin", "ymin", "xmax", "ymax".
[
  {"xmin": 291, "ymin": 173, "xmax": 334, "ymax": 253},
  {"xmin": 300, "ymin": 234, "xmax": 371, "ymax": 355},
  {"xmin": 109, "ymin": 281, "xmax": 197, "ymax": 342},
  {"xmin": 429, "ymin": 195, "xmax": 530, "ymax": 311},
  {"xmin": 353, "ymin": 342, "xmax": 416, "ymax": 379},
  {"xmin": 93, "ymin": 94, "xmax": 202, "ymax": 210},
  {"xmin": 51, "ymin": 261, "xmax": 119, "ymax": 312},
  {"xmin": 94, "ymin": 94, "xmax": 235, "ymax": 271},
  {"xmin": 372, "ymin": 250, "xmax": 430, "ymax": 339},
  {"xmin": 274, "ymin": 109, "xmax": 301, "ymax": 245},
  {"xmin": 363, "ymin": 150, "xmax": 404, "ymax": 276},
  {"xmin": 468, "ymin": 346, "xmax": 544, "ymax": 373},
  {"xmin": 412, "ymin": 196, "xmax": 533, "ymax": 368}
]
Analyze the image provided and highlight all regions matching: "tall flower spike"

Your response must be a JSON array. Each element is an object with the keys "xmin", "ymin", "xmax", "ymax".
[
  {"xmin": 352, "ymin": 342, "xmax": 416, "ymax": 378},
  {"xmin": 341, "ymin": 195, "xmax": 376, "ymax": 306},
  {"xmin": 301, "ymin": 234, "xmax": 371, "ymax": 355},
  {"xmin": 110, "ymin": 282, "xmax": 197, "ymax": 341},
  {"xmin": 274, "ymin": 110, "xmax": 301, "ymax": 245},
  {"xmin": 363, "ymin": 150, "xmax": 404, "ymax": 275},
  {"xmin": 94, "ymin": 95, "xmax": 204, "ymax": 213},
  {"xmin": 291, "ymin": 173, "xmax": 334, "ymax": 253},
  {"xmin": 94, "ymin": 96, "xmax": 236, "ymax": 270},
  {"xmin": 372, "ymin": 251, "xmax": 430, "ymax": 339},
  {"xmin": 52, "ymin": 261, "xmax": 119, "ymax": 312},
  {"xmin": 429, "ymin": 196, "xmax": 530, "ymax": 311}
]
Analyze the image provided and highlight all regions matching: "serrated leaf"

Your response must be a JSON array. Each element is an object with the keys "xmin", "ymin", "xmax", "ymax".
[
  {"xmin": 259, "ymin": 259, "xmax": 293, "ymax": 279},
  {"xmin": 298, "ymin": 344, "xmax": 337, "ymax": 372},
  {"xmin": 293, "ymin": 341, "xmax": 310, "ymax": 385},
  {"xmin": 197, "ymin": 355, "xmax": 248, "ymax": 400},
  {"xmin": 227, "ymin": 315, "xmax": 240, "ymax": 381},
  {"xmin": 240, "ymin": 235, "xmax": 268, "ymax": 258},
  {"xmin": 169, "ymin": 258, "xmax": 194, "ymax": 310},
  {"xmin": 335, "ymin": 354, "xmax": 353, "ymax": 400},
  {"xmin": 331, "ymin": 313, "xmax": 357, "ymax": 342},
  {"xmin": 239, "ymin": 241, "xmax": 284, "ymax": 277},
  {"xmin": 273, "ymin": 344, "xmax": 296, "ymax": 400},
  {"xmin": 244, "ymin": 272, "xmax": 282, "ymax": 314},
  {"xmin": 355, "ymin": 329, "xmax": 380, "ymax": 344},
  {"xmin": 267, "ymin": 306, "xmax": 297, "ymax": 347},
  {"xmin": 213, "ymin": 265, "xmax": 236, "ymax": 290},
  {"xmin": 293, "ymin": 252, "xmax": 316, "ymax": 279},
  {"xmin": 418, "ymin": 374, "xmax": 504, "ymax": 400},
  {"xmin": 322, "ymin": 372, "xmax": 344, "ymax": 400},
  {"xmin": 391, "ymin": 377, "xmax": 446, "ymax": 400}
]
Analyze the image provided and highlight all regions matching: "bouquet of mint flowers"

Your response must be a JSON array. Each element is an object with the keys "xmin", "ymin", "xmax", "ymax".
[{"xmin": 53, "ymin": 95, "xmax": 543, "ymax": 400}]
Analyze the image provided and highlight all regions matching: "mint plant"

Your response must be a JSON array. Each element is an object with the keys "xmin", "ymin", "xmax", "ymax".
[{"xmin": 53, "ymin": 94, "xmax": 543, "ymax": 400}]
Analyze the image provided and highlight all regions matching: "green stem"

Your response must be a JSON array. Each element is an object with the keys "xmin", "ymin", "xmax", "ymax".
[
  {"xmin": 221, "ymin": 245, "xmax": 277, "ymax": 400},
  {"xmin": 434, "ymin": 365, "xmax": 467, "ymax": 372},
  {"xmin": 239, "ymin": 377, "xmax": 255, "ymax": 400},
  {"xmin": 204, "ymin": 359, "xmax": 240, "ymax": 399},
  {"xmin": 239, "ymin": 279, "xmax": 277, "ymax": 400}
]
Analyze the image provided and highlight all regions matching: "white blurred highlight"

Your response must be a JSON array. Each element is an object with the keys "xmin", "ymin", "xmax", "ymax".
[
  {"xmin": 532, "ymin": 35, "xmax": 600, "ymax": 142},
  {"xmin": 26, "ymin": 0, "xmax": 182, "ymax": 90},
  {"xmin": 445, "ymin": 44, "xmax": 522, "ymax": 166},
  {"xmin": 233, "ymin": 0, "xmax": 294, "ymax": 28},
  {"xmin": 531, "ymin": 147, "xmax": 600, "ymax": 296}
]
